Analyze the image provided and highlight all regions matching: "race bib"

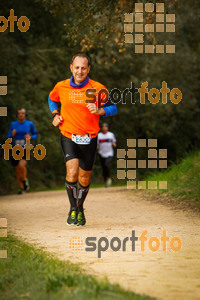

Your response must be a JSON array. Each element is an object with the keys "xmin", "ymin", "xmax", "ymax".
[
  {"xmin": 72, "ymin": 134, "xmax": 91, "ymax": 145},
  {"xmin": 15, "ymin": 139, "xmax": 25, "ymax": 146}
]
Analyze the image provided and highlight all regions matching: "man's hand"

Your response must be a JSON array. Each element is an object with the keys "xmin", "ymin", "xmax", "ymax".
[
  {"xmin": 12, "ymin": 129, "xmax": 17, "ymax": 137},
  {"xmin": 25, "ymin": 133, "xmax": 31, "ymax": 139},
  {"xmin": 52, "ymin": 115, "xmax": 63, "ymax": 127},
  {"xmin": 86, "ymin": 104, "xmax": 105, "ymax": 116},
  {"xmin": 112, "ymin": 142, "xmax": 117, "ymax": 148}
]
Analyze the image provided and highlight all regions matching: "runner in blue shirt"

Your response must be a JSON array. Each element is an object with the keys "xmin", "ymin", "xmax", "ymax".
[{"xmin": 8, "ymin": 108, "xmax": 38, "ymax": 194}]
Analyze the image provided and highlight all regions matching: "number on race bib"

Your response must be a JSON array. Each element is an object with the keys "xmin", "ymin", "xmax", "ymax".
[{"xmin": 72, "ymin": 134, "xmax": 91, "ymax": 145}]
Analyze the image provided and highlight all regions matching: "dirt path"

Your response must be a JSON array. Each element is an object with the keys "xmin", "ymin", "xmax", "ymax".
[{"xmin": 1, "ymin": 187, "xmax": 200, "ymax": 300}]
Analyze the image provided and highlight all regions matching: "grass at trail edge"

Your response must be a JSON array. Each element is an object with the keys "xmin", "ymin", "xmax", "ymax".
[
  {"xmin": 146, "ymin": 151, "xmax": 200, "ymax": 206},
  {"xmin": 0, "ymin": 235, "xmax": 152, "ymax": 300}
]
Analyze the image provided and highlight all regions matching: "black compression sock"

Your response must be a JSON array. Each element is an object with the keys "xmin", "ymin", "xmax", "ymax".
[
  {"xmin": 77, "ymin": 183, "xmax": 90, "ymax": 212},
  {"xmin": 65, "ymin": 180, "xmax": 78, "ymax": 210}
]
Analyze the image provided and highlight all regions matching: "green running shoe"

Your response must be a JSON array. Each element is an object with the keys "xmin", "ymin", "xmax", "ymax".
[
  {"xmin": 77, "ymin": 211, "xmax": 86, "ymax": 226},
  {"xmin": 67, "ymin": 210, "xmax": 77, "ymax": 225}
]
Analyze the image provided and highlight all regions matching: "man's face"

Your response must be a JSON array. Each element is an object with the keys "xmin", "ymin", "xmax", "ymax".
[
  {"xmin": 70, "ymin": 57, "xmax": 90, "ymax": 84},
  {"xmin": 17, "ymin": 109, "xmax": 26, "ymax": 121},
  {"xmin": 102, "ymin": 125, "xmax": 108, "ymax": 133}
]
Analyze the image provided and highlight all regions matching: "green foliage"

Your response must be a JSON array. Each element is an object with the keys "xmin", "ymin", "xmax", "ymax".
[
  {"xmin": 146, "ymin": 151, "xmax": 200, "ymax": 204},
  {"xmin": 0, "ymin": 235, "xmax": 151, "ymax": 299}
]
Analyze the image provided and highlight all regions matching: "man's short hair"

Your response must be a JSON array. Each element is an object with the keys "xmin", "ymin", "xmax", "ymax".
[
  {"xmin": 102, "ymin": 123, "xmax": 109, "ymax": 128},
  {"xmin": 71, "ymin": 52, "xmax": 91, "ymax": 66},
  {"xmin": 17, "ymin": 108, "xmax": 26, "ymax": 113}
]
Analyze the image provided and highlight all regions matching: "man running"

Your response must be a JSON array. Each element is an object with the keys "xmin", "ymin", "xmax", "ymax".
[
  {"xmin": 8, "ymin": 108, "xmax": 38, "ymax": 194},
  {"xmin": 48, "ymin": 52, "xmax": 117, "ymax": 226},
  {"xmin": 97, "ymin": 123, "xmax": 116, "ymax": 187}
]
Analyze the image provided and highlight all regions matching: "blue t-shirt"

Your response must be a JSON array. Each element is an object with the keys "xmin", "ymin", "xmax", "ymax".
[{"xmin": 8, "ymin": 120, "xmax": 37, "ymax": 147}]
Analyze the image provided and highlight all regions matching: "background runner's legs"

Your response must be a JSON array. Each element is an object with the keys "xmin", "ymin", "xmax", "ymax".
[
  {"xmin": 15, "ymin": 166, "xmax": 24, "ymax": 189},
  {"xmin": 18, "ymin": 159, "xmax": 27, "ymax": 182},
  {"xmin": 16, "ymin": 159, "xmax": 27, "ymax": 189},
  {"xmin": 99, "ymin": 156, "xmax": 112, "ymax": 182}
]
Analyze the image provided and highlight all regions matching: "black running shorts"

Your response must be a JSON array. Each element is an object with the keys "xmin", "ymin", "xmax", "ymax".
[
  {"xmin": 11, "ymin": 150, "xmax": 27, "ymax": 167},
  {"xmin": 60, "ymin": 134, "xmax": 97, "ymax": 171}
]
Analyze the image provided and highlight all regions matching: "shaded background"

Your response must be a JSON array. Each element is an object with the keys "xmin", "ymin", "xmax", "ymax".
[{"xmin": 0, "ymin": 0, "xmax": 199, "ymax": 194}]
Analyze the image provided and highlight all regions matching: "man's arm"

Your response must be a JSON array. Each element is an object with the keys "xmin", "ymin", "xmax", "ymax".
[
  {"xmin": 86, "ymin": 87, "xmax": 117, "ymax": 117},
  {"xmin": 112, "ymin": 141, "xmax": 117, "ymax": 147},
  {"xmin": 86, "ymin": 98, "xmax": 118, "ymax": 116},
  {"xmin": 102, "ymin": 96, "xmax": 117, "ymax": 117},
  {"xmin": 103, "ymin": 104, "xmax": 117, "ymax": 117},
  {"xmin": 30, "ymin": 122, "xmax": 38, "ymax": 139},
  {"xmin": 48, "ymin": 85, "xmax": 63, "ymax": 127},
  {"xmin": 48, "ymin": 96, "xmax": 59, "ymax": 114},
  {"xmin": 112, "ymin": 133, "xmax": 117, "ymax": 147},
  {"xmin": 8, "ymin": 123, "xmax": 13, "ymax": 138},
  {"xmin": 86, "ymin": 103, "xmax": 105, "ymax": 115},
  {"xmin": 97, "ymin": 134, "xmax": 100, "ymax": 149},
  {"xmin": 8, "ymin": 122, "xmax": 16, "ymax": 138}
]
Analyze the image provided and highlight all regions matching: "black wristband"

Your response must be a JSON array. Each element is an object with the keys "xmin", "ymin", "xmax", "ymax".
[{"xmin": 52, "ymin": 113, "xmax": 58, "ymax": 119}]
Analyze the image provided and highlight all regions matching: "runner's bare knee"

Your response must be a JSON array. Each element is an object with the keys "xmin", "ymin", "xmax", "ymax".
[
  {"xmin": 66, "ymin": 160, "xmax": 79, "ymax": 182},
  {"xmin": 18, "ymin": 159, "xmax": 27, "ymax": 168},
  {"xmin": 78, "ymin": 171, "xmax": 91, "ymax": 186}
]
